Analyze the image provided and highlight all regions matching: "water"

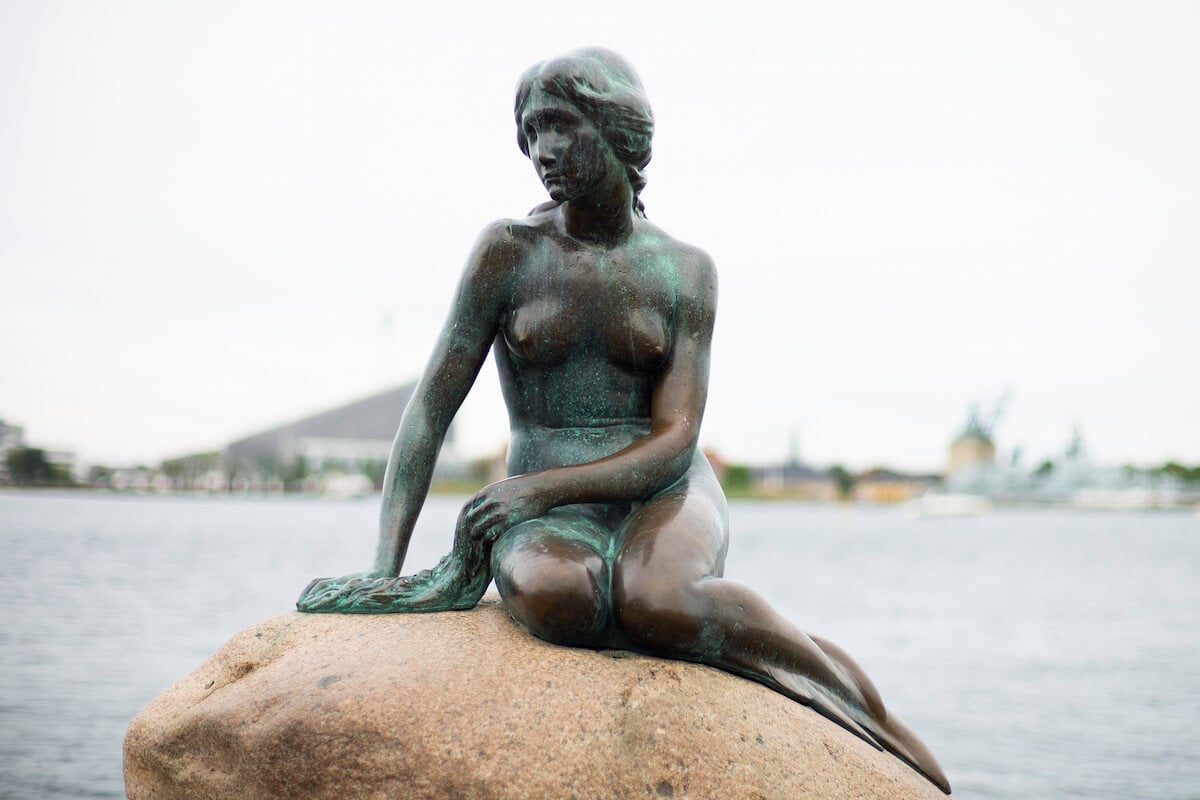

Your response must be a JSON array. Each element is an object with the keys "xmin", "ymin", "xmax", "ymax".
[{"xmin": 1, "ymin": 492, "xmax": 1197, "ymax": 799}]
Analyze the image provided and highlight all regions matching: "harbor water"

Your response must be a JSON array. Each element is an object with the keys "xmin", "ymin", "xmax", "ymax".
[{"xmin": 1, "ymin": 491, "xmax": 1197, "ymax": 799}]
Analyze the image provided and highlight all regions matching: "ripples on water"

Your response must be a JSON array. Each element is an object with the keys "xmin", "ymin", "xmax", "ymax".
[{"xmin": 0, "ymin": 491, "xmax": 1197, "ymax": 799}]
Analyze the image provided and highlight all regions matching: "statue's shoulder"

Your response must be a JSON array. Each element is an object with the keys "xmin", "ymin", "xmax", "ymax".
[
  {"xmin": 467, "ymin": 215, "xmax": 554, "ymax": 276},
  {"xmin": 474, "ymin": 208, "xmax": 558, "ymax": 250},
  {"xmin": 639, "ymin": 221, "xmax": 717, "ymax": 288}
]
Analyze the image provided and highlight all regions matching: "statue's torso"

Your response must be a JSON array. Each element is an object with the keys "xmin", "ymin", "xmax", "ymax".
[{"xmin": 495, "ymin": 219, "xmax": 684, "ymax": 474}]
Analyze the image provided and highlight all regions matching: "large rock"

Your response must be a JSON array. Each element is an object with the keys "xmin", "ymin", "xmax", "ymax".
[{"xmin": 125, "ymin": 595, "xmax": 951, "ymax": 799}]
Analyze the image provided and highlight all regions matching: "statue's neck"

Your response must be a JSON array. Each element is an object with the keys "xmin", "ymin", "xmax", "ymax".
[{"xmin": 562, "ymin": 179, "xmax": 635, "ymax": 247}]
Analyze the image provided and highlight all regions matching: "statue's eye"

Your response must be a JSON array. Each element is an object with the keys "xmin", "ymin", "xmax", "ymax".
[{"xmin": 524, "ymin": 126, "xmax": 538, "ymax": 142}]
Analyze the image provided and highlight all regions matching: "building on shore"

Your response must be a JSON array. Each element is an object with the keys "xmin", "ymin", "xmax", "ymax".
[
  {"xmin": 752, "ymin": 463, "xmax": 841, "ymax": 501},
  {"xmin": 852, "ymin": 468, "xmax": 939, "ymax": 503},
  {"xmin": 220, "ymin": 383, "xmax": 464, "ymax": 492},
  {"xmin": 0, "ymin": 418, "xmax": 77, "ymax": 484},
  {"xmin": 0, "ymin": 419, "xmax": 25, "ymax": 482},
  {"xmin": 947, "ymin": 402, "xmax": 1000, "ymax": 476},
  {"xmin": 944, "ymin": 418, "xmax": 1192, "ymax": 509}
]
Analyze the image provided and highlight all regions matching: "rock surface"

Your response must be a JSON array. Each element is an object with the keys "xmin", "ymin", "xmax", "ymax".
[{"xmin": 125, "ymin": 595, "xmax": 951, "ymax": 800}]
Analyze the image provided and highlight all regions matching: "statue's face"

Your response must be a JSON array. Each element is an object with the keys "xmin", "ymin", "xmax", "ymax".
[{"xmin": 520, "ymin": 90, "xmax": 615, "ymax": 202}]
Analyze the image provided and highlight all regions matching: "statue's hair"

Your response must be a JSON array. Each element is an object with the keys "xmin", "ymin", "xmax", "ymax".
[{"xmin": 515, "ymin": 47, "xmax": 654, "ymax": 216}]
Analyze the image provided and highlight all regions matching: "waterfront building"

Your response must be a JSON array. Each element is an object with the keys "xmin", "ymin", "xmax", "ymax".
[
  {"xmin": 223, "ymin": 383, "xmax": 463, "ymax": 491},
  {"xmin": 852, "ymin": 468, "xmax": 938, "ymax": 503},
  {"xmin": 0, "ymin": 419, "xmax": 25, "ymax": 481},
  {"xmin": 753, "ymin": 463, "xmax": 840, "ymax": 501},
  {"xmin": 947, "ymin": 403, "xmax": 998, "ymax": 475}
]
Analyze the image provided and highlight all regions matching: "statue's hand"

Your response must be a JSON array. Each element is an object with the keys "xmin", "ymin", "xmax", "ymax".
[
  {"xmin": 297, "ymin": 570, "xmax": 392, "ymax": 611},
  {"xmin": 297, "ymin": 555, "xmax": 490, "ymax": 614},
  {"xmin": 460, "ymin": 476, "xmax": 552, "ymax": 543}
]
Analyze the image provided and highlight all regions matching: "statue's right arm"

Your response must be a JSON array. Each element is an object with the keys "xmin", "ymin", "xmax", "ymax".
[{"xmin": 369, "ymin": 221, "xmax": 518, "ymax": 575}]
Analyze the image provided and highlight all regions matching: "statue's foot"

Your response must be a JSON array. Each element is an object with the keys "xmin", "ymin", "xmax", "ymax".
[
  {"xmin": 864, "ymin": 709, "xmax": 952, "ymax": 794},
  {"xmin": 297, "ymin": 554, "xmax": 490, "ymax": 614},
  {"xmin": 747, "ymin": 664, "xmax": 949, "ymax": 793},
  {"xmin": 757, "ymin": 664, "xmax": 879, "ymax": 750}
]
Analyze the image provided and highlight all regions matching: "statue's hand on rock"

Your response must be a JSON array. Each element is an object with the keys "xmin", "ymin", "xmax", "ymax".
[
  {"xmin": 297, "ymin": 550, "xmax": 491, "ymax": 614},
  {"xmin": 296, "ymin": 570, "xmax": 389, "ymax": 612},
  {"xmin": 297, "ymin": 486, "xmax": 523, "ymax": 615}
]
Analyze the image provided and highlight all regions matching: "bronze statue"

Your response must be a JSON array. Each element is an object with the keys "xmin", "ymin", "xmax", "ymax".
[{"xmin": 298, "ymin": 48, "xmax": 950, "ymax": 794}]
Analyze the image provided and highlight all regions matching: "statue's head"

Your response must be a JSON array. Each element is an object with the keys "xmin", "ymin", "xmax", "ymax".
[{"xmin": 515, "ymin": 48, "xmax": 654, "ymax": 214}]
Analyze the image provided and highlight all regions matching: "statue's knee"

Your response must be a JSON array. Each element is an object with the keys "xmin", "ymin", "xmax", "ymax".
[
  {"xmin": 612, "ymin": 573, "xmax": 704, "ymax": 650},
  {"xmin": 498, "ymin": 557, "xmax": 608, "ymax": 646}
]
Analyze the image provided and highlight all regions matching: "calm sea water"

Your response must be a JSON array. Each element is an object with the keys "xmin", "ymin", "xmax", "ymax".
[{"xmin": 0, "ymin": 491, "xmax": 1197, "ymax": 799}]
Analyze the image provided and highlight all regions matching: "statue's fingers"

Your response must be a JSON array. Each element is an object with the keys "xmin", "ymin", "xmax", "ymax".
[
  {"xmin": 301, "ymin": 577, "xmax": 333, "ymax": 597},
  {"xmin": 467, "ymin": 506, "xmax": 501, "ymax": 540},
  {"xmin": 350, "ymin": 576, "xmax": 394, "ymax": 598},
  {"xmin": 297, "ymin": 585, "xmax": 336, "ymax": 611},
  {"xmin": 454, "ymin": 506, "xmax": 478, "ymax": 541},
  {"xmin": 367, "ymin": 580, "xmax": 411, "ymax": 603},
  {"xmin": 463, "ymin": 503, "xmax": 483, "ymax": 531},
  {"xmin": 396, "ymin": 568, "xmax": 432, "ymax": 587},
  {"xmin": 377, "ymin": 577, "xmax": 406, "ymax": 595},
  {"xmin": 466, "ymin": 495, "xmax": 504, "ymax": 527},
  {"xmin": 303, "ymin": 582, "xmax": 337, "ymax": 602},
  {"xmin": 328, "ymin": 581, "xmax": 363, "ymax": 602},
  {"xmin": 306, "ymin": 591, "xmax": 341, "ymax": 609}
]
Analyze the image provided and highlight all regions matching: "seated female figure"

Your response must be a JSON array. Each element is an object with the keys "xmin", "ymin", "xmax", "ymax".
[{"xmin": 298, "ymin": 47, "xmax": 949, "ymax": 794}]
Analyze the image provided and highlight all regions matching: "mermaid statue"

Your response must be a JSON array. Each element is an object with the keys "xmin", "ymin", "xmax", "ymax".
[{"xmin": 297, "ymin": 47, "xmax": 950, "ymax": 794}]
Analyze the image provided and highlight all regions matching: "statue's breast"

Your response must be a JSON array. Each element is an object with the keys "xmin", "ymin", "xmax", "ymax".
[
  {"xmin": 503, "ymin": 241, "xmax": 677, "ymax": 373},
  {"xmin": 603, "ymin": 306, "xmax": 671, "ymax": 372},
  {"xmin": 504, "ymin": 293, "xmax": 672, "ymax": 373},
  {"xmin": 504, "ymin": 297, "xmax": 576, "ymax": 366}
]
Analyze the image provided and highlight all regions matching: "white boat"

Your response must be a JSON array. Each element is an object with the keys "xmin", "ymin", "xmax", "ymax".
[
  {"xmin": 1070, "ymin": 487, "xmax": 1181, "ymax": 511},
  {"xmin": 321, "ymin": 472, "xmax": 375, "ymax": 499},
  {"xmin": 901, "ymin": 491, "xmax": 993, "ymax": 519}
]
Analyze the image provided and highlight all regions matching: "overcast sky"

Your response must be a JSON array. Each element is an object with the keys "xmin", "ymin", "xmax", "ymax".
[{"xmin": 1, "ymin": 0, "xmax": 1197, "ymax": 472}]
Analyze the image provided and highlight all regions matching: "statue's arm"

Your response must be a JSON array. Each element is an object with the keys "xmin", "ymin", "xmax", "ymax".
[
  {"xmin": 462, "ymin": 250, "xmax": 717, "ymax": 539},
  {"xmin": 370, "ymin": 223, "xmax": 515, "ymax": 575}
]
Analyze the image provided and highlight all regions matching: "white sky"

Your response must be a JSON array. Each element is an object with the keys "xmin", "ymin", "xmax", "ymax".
[{"xmin": 1, "ymin": 0, "xmax": 1197, "ymax": 472}]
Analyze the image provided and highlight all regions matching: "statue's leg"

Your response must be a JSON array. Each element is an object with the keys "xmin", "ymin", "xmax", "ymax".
[
  {"xmin": 491, "ymin": 508, "xmax": 613, "ymax": 647},
  {"xmin": 610, "ymin": 464, "xmax": 950, "ymax": 794}
]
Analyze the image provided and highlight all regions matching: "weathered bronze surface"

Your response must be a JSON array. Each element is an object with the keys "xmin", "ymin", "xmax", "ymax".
[{"xmin": 297, "ymin": 48, "xmax": 950, "ymax": 794}]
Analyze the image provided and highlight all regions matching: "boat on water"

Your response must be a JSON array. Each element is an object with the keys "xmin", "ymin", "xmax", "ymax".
[
  {"xmin": 1070, "ymin": 487, "xmax": 1184, "ymax": 511},
  {"xmin": 901, "ymin": 491, "xmax": 993, "ymax": 519}
]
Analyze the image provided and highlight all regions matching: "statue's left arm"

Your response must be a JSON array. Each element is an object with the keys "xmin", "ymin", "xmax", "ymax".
[{"xmin": 462, "ymin": 250, "xmax": 717, "ymax": 541}]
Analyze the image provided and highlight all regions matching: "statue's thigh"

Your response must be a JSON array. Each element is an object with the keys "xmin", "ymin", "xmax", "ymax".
[
  {"xmin": 492, "ymin": 507, "xmax": 613, "ymax": 573},
  {"xmin": 490, "ymin": 509, "xmax": 615, "ymax": 645},
  {"xmin": 615, "ymin": 474, "xmax": 729, "ymax": 587}
]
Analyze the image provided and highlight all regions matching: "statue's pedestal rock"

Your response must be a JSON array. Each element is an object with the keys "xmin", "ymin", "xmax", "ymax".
[{"xmin": 124, "ymin": 596, "xmax": 951, "ymax": 799}]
